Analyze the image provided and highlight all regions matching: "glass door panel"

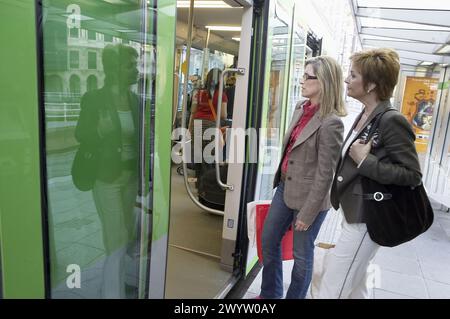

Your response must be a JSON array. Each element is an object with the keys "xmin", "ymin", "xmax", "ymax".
[
  {"xmin": 255, "ymin": 2, "xmax": 292, "ymax": 201},
  {"xmin": 40, "ymin": 0, "xmax": 156, "ymax": 298}
]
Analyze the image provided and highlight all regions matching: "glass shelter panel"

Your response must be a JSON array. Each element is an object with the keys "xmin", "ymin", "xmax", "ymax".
[
  {"xmin": 286, "ymin": 28, "xmax": 306, "ymax": 126},
  {"xmin": 255, "ymin": 4, "xmax": 291, "ymax": 201}
]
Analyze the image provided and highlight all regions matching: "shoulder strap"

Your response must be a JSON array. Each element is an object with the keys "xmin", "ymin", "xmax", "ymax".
[
  {"xmin": 367, "ymin": 108, "xmax": 396, "ymax": 140},
  {"xmin": 208, "ymin": 99, "xmax": 217, "ymax": 121}
]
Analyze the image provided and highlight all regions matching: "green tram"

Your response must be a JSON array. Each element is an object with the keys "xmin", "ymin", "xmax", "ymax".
[{"xmin": 0, "ymin": 0, "xmax": 317, "ymax": 298}]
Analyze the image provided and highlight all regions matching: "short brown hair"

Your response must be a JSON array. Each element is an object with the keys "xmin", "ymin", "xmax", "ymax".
[{"xmin": 350, "ymin": 48, "xmax": 400, "ymax": 101}]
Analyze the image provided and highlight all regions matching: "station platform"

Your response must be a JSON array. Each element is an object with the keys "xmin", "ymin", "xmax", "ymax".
[{"xmin": 243, "ymin": 200, "xmax": 450, "ymax": 299}]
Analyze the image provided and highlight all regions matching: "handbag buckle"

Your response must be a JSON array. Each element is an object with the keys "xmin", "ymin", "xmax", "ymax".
[{"xmin": 373, "ymin": 192, "xmax": 384, "ymax": 202}]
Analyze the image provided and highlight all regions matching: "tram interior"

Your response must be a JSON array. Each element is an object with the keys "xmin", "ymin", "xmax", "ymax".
[{"xmin": 165, "ymin": 4, "xmax": 244, "ymax": 298}]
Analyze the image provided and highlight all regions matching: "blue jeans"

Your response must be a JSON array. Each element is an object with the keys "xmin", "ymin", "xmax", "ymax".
[{"xmin": 260, "ymin": 182, "xmax": 328, "ymax": 299}]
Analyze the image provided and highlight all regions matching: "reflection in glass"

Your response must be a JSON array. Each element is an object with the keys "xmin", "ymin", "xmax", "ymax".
[
  {"xmin": 87, "ymin": 75, "xmax": 98, "ymax": 92},
  {"xmin": 74, "ymin": 44, "xmax": 140, "ymax": 299},
  {"xmin": 287, "ymin": 30, "xmax": 306, "ymax": 124},
  {"xmin": 256, "ymin": 10, "xmax": 290, "ymax": 201},
  {"xmin": 69, "ymin": 74, "xmax": 81, "ymax": 94},
  {"xmin": 41, "ymin": 0, "xmax": 155, "ymax": 299},
  {"xmin": 0, "ymin": 247, "xmax": 2, "ymax": 299}
]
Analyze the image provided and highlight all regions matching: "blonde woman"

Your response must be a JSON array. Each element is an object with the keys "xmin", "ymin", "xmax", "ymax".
[{"xmin": 257, "ymin": 56, "xmax": 346, "ymax": 299}]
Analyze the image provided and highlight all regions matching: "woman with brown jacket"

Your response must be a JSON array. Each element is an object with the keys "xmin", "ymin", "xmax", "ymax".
[{"xmin": 257, "ymin": 56, "xmax": 346, "ymax": 299}]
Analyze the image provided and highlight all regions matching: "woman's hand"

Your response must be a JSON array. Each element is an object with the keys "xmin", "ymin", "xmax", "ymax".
[
  {"xmin": 349, "ymin": 138, "xmax": 372, "ymax": 166},
  {"xmin": 295, "ymin": 219, "xmax": 309, "ymax": 231}
]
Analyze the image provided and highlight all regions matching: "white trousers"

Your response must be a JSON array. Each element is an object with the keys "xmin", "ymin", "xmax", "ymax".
[
  {"xmin": 92, "ymin": 170, "xmax": 138, "ymax": 298},
  {"xmin": 315, "ymin": 210, "xmax": 380, "ymax": 299}
]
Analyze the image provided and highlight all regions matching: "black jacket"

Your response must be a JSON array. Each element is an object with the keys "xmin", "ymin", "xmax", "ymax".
[
  {"xmin": 330, "ymin": 100, "xmax": 422, "ymax": 223},
  {"xmin": 74, "ymin": 86, "xmax": 139, "ymax": 183}
]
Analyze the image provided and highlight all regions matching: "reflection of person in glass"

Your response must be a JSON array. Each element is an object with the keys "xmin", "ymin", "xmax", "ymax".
[{"xmin": 74, "ymin": 44, "xmax": 139, "ymax": 298}]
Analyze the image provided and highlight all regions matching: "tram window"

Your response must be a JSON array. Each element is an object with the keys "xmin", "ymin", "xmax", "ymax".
[{"xmin": 40, "ymin": 0, "xmax": 157, "ymax": 299}]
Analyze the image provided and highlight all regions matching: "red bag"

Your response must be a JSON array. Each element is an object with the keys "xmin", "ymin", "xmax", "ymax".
[{"xmin": 255, "ymin": 204, "xmax": 294, "ymax": 263}]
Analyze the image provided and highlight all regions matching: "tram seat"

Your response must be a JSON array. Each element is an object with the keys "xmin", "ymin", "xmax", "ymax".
[{"xmin": 198, "ymin": 164, "xmax": 228, "ymax": 211}]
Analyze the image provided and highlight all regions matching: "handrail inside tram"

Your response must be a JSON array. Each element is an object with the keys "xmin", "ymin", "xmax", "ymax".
[{"xmin": 179, "ymin": 0, "xmax": 224, "ymax": 216}]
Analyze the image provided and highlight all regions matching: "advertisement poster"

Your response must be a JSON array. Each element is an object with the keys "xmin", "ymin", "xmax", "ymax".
[{"xmin": 401, "ymin": 76, "xmax": 439, "ymax": 153}]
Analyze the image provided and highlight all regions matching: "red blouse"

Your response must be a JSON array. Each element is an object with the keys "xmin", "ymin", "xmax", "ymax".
[
  {"xmin": 193, "ymin": 89, "xmax": 228, "ymax": 121},
  {"xmin": 281, "ymin": 101, "xmax": 319, "ymax": 174}
]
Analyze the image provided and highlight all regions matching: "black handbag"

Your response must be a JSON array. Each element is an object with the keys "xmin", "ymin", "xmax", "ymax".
[
  {"xmin": 71, "ymin": 144, "xmax": 99, "ymax": 191},
  {"xmin": 361, "ymin": 109, "xmax": 434, "ymax": 247}
]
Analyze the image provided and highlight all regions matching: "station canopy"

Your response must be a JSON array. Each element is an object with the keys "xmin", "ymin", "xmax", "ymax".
[{"xmin": 350, "ymin": 0, "xmax": 450, "ymax": 70}]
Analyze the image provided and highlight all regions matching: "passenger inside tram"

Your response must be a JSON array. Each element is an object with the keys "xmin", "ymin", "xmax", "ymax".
[
  {"xmin": 186, "ymin": 74, "xmax": 202, "ymax": 129},
  {"xmin": 225, "ymin": 75, "xmax": 236, "ymax": 124},
  {"xmin": 72, "ymin": 43, "xmax": 141, "ymax": 298},
  {"xmin": 188, "ymin": 68, "xmax": 228, "ymax": 203}
]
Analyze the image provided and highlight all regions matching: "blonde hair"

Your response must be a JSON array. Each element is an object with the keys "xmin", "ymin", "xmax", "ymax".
[
  {"xmin": 305, "ymin": 56, "xmax": 347, "ymax": 117},
  {"xmin": 350, "ymin": 48, "xmax": 400, "ymax": 101}
]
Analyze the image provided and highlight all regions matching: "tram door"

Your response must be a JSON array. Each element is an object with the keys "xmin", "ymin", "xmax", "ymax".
[
  {"xmin": 165, "ymin": 1, "xmax": 255, "ymax": 298},
  {"xmin": 0, "ymin": 0, "xmax": 175, "ymax": 298}
]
